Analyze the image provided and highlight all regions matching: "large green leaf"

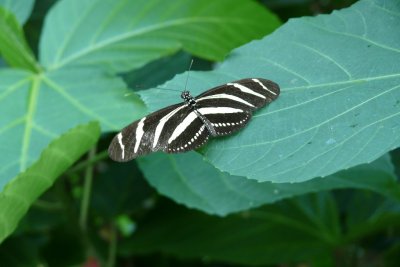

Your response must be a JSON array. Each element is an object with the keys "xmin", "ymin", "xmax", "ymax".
[
  {"xmin": 139, "ymin": 152, "xmax": 399, "ymax": 215},
  {"xmin": 0, "ymin": 7, "xmax": 39, "ymax": 71},
  {"xmin": 39, "ymin": 0, "xmax": 280, "ymax": 72},
  {"xmin": 0, "ymin": 122, "xmax": 100, "ymax": 243},
  {"xmin": 123, "ymin": 190, "xmax": 400, "ymax": 265},
  {"xmin": 0, "ymin": 68, "xmax": 146, "ymax": 191},
  {"xmin": 122, "ymin": 51, "xmax": 194, "ymax": 89},
  {"xmin": 140, "ymin": 0, "xmax": 400, "ymax": 183},
  {"xmin": 1, "ymin": 0, "xmax": 279, "ymax": 201},
  {"xmin": 0, "ymin": 0, "xmax": 35, "ymax": 24},
  {"xmin": 121, "ymin": 193, "xmax": 340, "ymax": 265}
]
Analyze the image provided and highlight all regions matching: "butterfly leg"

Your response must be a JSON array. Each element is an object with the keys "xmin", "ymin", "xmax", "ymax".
[{"xmin": 193, "ymin": 109, "xmax": 217, "ymax": 136}]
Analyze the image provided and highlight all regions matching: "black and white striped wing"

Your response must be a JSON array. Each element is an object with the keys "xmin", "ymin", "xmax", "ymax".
[
  {"xmin": 161, "ymin": 106, "xmax": 251, "ymax": 152},
  {"xmin": 196, "ymin": 78, "xmax": 279, "ymax": 111},
  {"xmin": 108, "ymin": 104, "xmax": 211, "ymax": 161},
  {"xmin": 162, "ymin": 111, "xmax": 210, "ymax": 153},
  {"xmin": 109, "ymin": 78, "xmax": 280, "ymax": 161},
  {"xmin": 195, "ymin": 78, "xmax": 279, "ymax": 136},
  {"xmin": 108, "ymin": 103, "xmax": 187, "ymax": 162}
]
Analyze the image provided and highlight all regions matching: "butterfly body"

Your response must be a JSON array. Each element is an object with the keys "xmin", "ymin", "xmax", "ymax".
[{"xmin": 109, "ymin": 78, "xmax": 280, "ymax": 162}]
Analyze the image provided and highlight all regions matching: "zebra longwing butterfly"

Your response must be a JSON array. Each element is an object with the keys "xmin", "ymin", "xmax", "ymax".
[{"xmin": 108, "ymin": 78, "xmax": 280, "ymax": 162}]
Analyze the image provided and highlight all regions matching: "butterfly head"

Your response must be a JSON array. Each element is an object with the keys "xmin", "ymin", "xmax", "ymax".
[
  {"xmin": 181, "ymin": 91, "xmax": 196, "ymax": 108},
  {"xmin": 181, "ymin": 91, "xmax": 192, "ymax": 101}
]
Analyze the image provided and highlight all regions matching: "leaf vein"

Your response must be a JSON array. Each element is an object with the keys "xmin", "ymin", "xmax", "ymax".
[
  {"xmin": 266, "ymin": 110, "xmax": 400, "ymax": 180},
  {"xmin": 292, "ymin": 41, "xmax": 352, "ymax": 79},
  {"xmin": 304, "ymin": 20, "xmax": 400, "ymax": 53},
  {"xmin": 42, "ymin": 77, "xmax": 118, "ymax": 129}
]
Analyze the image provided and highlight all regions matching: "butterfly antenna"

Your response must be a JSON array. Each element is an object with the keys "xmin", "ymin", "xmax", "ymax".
[
  {"xmin": 183, "ymin": 59, "xmax": 194, "ymax": 93},
  {"xmin": 134, "ymin": 84, "xmax": 181, "ymax": 92}
]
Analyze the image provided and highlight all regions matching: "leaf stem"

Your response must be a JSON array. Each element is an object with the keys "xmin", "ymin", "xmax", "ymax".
[
  {"xmin": 33, "ymin": 199, "xmax": 63, "ymax": 210},
  {"xmin": 106, "ymin": 222, "xmax": 117, "ymax": 267},
  {"xmin": 68, "ymin": 150, "xmax": 108, "ymax": 174},
  {"xmin": 79, "ymin": 147, "xmax": 96, "ymax": 232}
]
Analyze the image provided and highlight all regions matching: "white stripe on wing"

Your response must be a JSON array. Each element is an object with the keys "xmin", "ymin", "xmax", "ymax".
[
  {"xmin": 197, "ymin": 93, "xmax": 255, "ymax": 107},
  {"xmin": 252, "ymin": 79, "xmax": 277, "ymax": 95},
  {"xmin": 134, "ymin": 117, "xmax": 146, "ymax": 153},
  {"xmin": 227, "ymin": 83, "xmax": 266, "ymax": 99},
  {"xmin": 153, "ymin": 105, "xmax": 186, "ymax": 148},
  {"xmin": 168, "ymin": 107, "xmax": 243, "ymax": 144}
]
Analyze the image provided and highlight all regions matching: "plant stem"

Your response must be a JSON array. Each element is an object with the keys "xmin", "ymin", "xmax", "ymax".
[
  {"xmin": 68, "ymin": 150, "xmax": 108, "ymax": 175},
  {"xmin": 79, "ymin": 147, "xmax": 96, "ymax": 232},
  {"xmin": 106, "ymin": 222, "xmax": 117, "ymax": 267},
  {"xmin": 33, "ymin": 199, "xmax": 63, "ymax": 210}
]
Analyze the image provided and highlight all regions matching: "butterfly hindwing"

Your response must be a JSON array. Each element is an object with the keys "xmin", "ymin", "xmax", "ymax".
[
  {"xmin": 206, "ymin": 110, "xmax": 252, "ymax": 136},
  {"xmin": 163, "ymin": 112, "xmax": 210, "ymax": 153}
]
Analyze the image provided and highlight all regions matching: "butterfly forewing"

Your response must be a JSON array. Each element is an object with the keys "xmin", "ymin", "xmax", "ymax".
[
  {"xmin": 195, "ymin": 78, "xmax": 278, "ymax": 136},
  {"xmin": 108, "ymin": 103, "xmax": 186, "ymax": 162},
  {"xmin": 108, "ymin": 78, "xmax": 280, "ymax": 161},
  {"xmin": 196, "ymin": 78, "xmax": 279, "ymax": 110}
]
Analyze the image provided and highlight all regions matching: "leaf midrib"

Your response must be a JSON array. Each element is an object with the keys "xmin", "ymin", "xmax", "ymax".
[
  {"xmin": 20, "ymin": 75, "xmax": 39, "ymax": 171},
  {"xmin": 42, "ymin": 76, "xmax": 119, "ymax": 129}
]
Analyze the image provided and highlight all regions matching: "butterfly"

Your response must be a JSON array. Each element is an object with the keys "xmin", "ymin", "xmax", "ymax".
[{"xmin": 108, "ymin": 78, "xmax": 280, "ymax": 162}]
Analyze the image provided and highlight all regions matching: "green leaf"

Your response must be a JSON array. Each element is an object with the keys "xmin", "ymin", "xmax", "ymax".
[
  {"xmin": 0, "ymin": 236, "xmax": 41, "ymax": 266},
  {"xmin": 0, "ymin": 68, "xmax": 146, "ymax": 191},
  {"xmin": 121, "ymin": 193, "xmax": 340, "ymax": 265},
  {"xmin": 140, "ymin": 0, "xmax": 400, "ymax": 183},
  {"xmin": 91, "ymin": 160, "xmax": 153, "ymax": 219},
  {"xmin": 39, "ymin": 0, "xmax": 280, "ymax": 72},
  {"xmin": 0, "ymin": 0, "xmax": 35, "ymax": 24},
  {"xmin": 122, "ymin": 190, "xmax": 400, "ymax": 265},
  {"xmin": 138, "ymin": 152, "xmax": 399, "ymax": 215},
  {"xmin": 1, "ymin": 0, "xmax": 279, "ymax": 223},
  {"xmin": 0, "ymin": 7, "xmax": 40, "ymax": 71},
  {"xmin": 122, "ymin": 51, "xmax": 194, "ymax": 89},
  {"xmin": 343, "ymin": 191, "xmax": 400, "ymax": 242},
  {"xmin": 0, "ymin": 122, "xmax": 100, "ymax": 243}
]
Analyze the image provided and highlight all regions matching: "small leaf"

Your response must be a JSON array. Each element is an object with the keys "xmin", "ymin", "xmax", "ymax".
[
  {"xmin": 140, "ymin": 0, "xmax": 400, "ymax": 183},
  {"xmin": 138, "ymin": 152, "xmax": 398, "ymax": 215},
  {"xmin": 39, "ymin": 0, "xmax": 280, "ymax": 72},
  {"xmin": 342, "ymin": 190, "xmax": 400, "ymax": 241},
  {"xmin": 0, "ymin": 7, "xmax": 39, "ymax": 71},
  {"xmin": 0, "ymin": 122, "xmax": 100, "ymax": 243}
]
